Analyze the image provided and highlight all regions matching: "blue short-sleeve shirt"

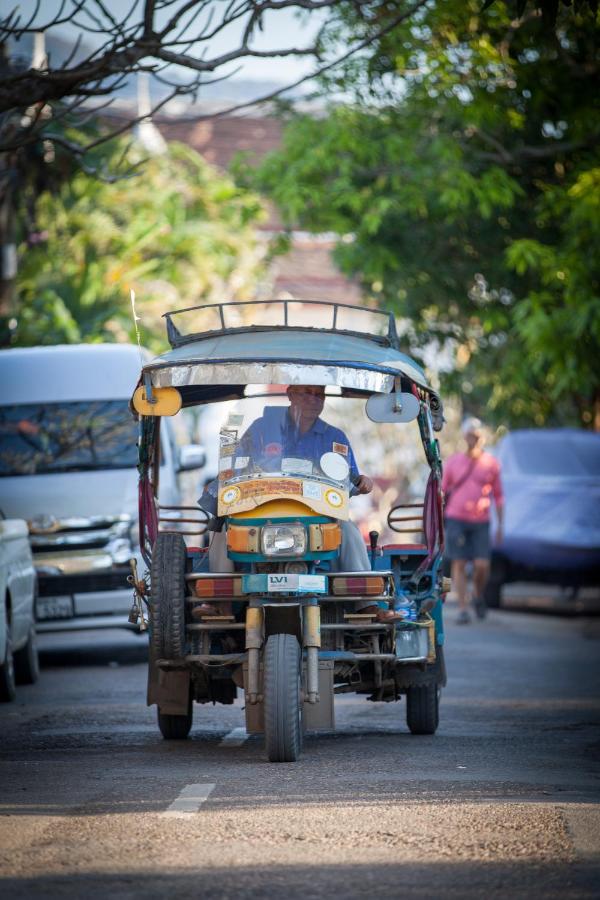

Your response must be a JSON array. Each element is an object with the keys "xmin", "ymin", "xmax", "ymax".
[{"xmin": 239, "ymin": 408, "xmax": 360, "ymax": 482}]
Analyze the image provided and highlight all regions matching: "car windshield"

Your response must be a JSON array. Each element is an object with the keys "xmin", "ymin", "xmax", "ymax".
[
  {"xmin": 218, "ymin": 399, "xmax": 352, "ymax": 491},
  {"xmin": 509, "ymin": 432, "xmax": 600, "ymax": 477},
  {"xmin": 0, "ymin": 401, "xmax": 138, "ymax": 476}
]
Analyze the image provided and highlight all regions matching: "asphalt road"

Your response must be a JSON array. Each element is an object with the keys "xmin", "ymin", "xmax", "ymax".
[{"xmin": 1, "ymin": 603, "xmax": 599, "ymax": 899}]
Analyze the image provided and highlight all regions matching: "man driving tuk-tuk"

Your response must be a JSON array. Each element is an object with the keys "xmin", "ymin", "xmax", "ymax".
[
  {"xmin": 200, "ymin": 384, "xmax": 410, "ymax": 624},
  {"xmin": 131, "ymin": 300, "xmax": 447, "ymax": 762}
]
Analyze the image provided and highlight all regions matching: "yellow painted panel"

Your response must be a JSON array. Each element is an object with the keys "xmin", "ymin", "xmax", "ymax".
[
  {"xmin": 233, "ymin": 499, "xmax": 314, "ymax": 519},
  {"xmin": 219, "ymin": 477, "xmax": 348, "ymax": 520}
]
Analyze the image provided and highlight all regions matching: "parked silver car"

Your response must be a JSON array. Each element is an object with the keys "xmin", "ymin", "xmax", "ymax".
[{"xmin": 0, "ymin": 518, "xmax": 38, "ymax": 701}]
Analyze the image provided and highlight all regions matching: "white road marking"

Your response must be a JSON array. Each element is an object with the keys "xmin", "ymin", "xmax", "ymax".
[
  {"xmin": 219, "ymin": 727, "xmax": 249, "ymax": 747},
  {"xmin": 164, "ymin": 783, "xmax": 216, "ymax": 817}
]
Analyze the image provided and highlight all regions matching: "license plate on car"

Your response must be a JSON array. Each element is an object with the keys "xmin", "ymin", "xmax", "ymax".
[
  {"xmin": 266, "ymin": 574, "xmax": 326, "ymax": 593},
  {"xmin": 36, "ymin": 595, "xmax": 74, "ymax": 620}
]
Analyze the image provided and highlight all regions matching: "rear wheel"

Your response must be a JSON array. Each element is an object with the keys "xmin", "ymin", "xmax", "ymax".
[
  {"xmin": 14, "ymin": 625, "xmax": 40, "ymax": 685},
  {"xmin": 157, "ymin": 695, "xmax": 193, "ymax": 740},
  {"xmin": 406, "ymin": 683, "xmax": 439, "ymax": 735},
  {"xmin": 150, "ymin": 532, "xmax": 187, "ymax": 661},
  {"xmin": 264, "ymin": 633, "xmax": 302, "ymax": 762},
  {"xmin": 0, "ymin": 627, "xmax": 16, "ymax": 702}
]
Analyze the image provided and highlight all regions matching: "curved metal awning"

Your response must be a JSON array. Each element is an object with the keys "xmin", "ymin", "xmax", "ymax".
[{"xmin": 141, "ymin": 330, "xmax": 434, "ymax": 405}]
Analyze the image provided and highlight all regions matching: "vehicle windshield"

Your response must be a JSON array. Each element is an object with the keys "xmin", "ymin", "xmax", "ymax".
[
  {"xmin": 216, "ymin": 398, "xmax": 352, "ymax": 514},
  {"xmin": 508, "ymin": 432, "xmax": 600, "ymax": 477},
  {"xmin": 0, "ymin": 401, "xmax": 138, "ymax": 476}
]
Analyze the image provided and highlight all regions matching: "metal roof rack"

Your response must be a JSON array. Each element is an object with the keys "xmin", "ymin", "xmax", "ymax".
[{"xmin": 162, "ymin": 299, "xmax": 400, "ymax": 350}]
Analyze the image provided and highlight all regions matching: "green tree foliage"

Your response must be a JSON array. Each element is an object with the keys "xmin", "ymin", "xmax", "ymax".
[
  {"xmin": 244, "ymin": 0, "xmax": 600, "ymax": 429},
  {"xmin": 13, "ymin": 139, "xmax": 267, "ymax": 351}
]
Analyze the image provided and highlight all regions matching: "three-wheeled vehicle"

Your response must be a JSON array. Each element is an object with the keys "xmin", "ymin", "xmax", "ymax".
[{"xmin": 131, "ymin": 301, "xmax": 447, "ymax": 762}]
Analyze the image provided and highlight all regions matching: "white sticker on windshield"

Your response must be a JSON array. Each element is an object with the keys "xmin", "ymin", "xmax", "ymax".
[
  {"xmin": 303, "ymin": 481, "xmax": 322, "ymax": 500},
  {"xmin": 227, "ymin": 414, "xmax": 244, "ymax": 427},
  {"xmin": 234, "ymin": 456, "xmax": 249, "ymax": 470},
  {"xmin": 282, "ymin": 457, "xmax": 313, "ymax": 476}
]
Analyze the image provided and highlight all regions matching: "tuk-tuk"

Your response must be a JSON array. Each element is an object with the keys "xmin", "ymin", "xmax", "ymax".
[{"xmin": 131, "ymin": 300, "xmax": 447, "ymax": 762}]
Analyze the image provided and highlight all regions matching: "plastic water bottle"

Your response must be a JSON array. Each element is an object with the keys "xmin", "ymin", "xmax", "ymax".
[{"xmin": 394, "ymin": 590, "xmax": 417, "ymax": 622}]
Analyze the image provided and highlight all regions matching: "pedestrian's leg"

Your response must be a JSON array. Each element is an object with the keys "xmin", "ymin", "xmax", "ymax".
[
  {"xmin": 472, "ymin": 557, "xmax": 490, "ymax": 618},
  {"xmin": 452, "ymin": 559, "xmax": 471, "ymax": 624},
  {"xmin": 452, "ymin": 557, "xmax": 469, "ymax": 608}
]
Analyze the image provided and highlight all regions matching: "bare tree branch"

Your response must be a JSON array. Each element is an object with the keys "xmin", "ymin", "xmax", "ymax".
[{"xmin": 0, "ymin": 0, "xmax": 428, "ymax": 160}]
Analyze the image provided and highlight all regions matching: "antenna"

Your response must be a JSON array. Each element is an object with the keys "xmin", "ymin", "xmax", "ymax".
[{"xmin": 130, "ymin": 289, "xmax": 144, "ymax": 369}]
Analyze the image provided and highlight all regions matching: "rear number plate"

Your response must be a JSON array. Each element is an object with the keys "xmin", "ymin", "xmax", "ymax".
[
  {"xmin": 267, "ymin": 574, "xmax": 326, "ymax": 593},
  {"xmin": 36, "ymin": 596, "xmax": 74, "ymax": 620}
]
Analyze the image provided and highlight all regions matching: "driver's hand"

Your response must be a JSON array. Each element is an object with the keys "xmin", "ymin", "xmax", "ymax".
[{"xmin": 355, "ymin": 475, "xmax": 373, "ymax": 495}]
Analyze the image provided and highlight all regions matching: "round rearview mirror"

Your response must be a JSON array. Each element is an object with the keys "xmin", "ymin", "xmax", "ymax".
[{"xmin": 320, "ymin": 452, "xmax": 350, "ymax": 482}]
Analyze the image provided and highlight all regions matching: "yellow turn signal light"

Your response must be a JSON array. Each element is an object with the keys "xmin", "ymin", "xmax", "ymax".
[
  {"xmin": 227, "ymin": 524, "xmax": 260, "ymax": 554},
  {"xmin": 309, "ymin": 522, "xmax": 341, "ymax": 553}
]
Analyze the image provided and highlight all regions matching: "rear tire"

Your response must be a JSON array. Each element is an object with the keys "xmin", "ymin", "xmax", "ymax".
[
  {"xmin": 406, "ymin": 683, "xmax": 439, "ymax": 735},
  {"xmin": 0, "ymin": 627, "xmax": 16, "ymax": 702},
  {"xmin": 157, "ymin": 696, "xmax": 193, "ymax": 740},
  {"xmin": 150, "ymin": 533, "xmax": 187, "ymax": 661},
  {"xmin": 14, "ymin": 625, "xmax": 40, "ymax": 685},
  {"xmin": 264, "ymin": 633, "xmax": 302, "ymax": 762}
]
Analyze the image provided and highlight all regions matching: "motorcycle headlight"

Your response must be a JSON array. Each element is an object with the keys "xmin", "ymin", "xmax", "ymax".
[{"xmin": 261, "ymin": 524, "xmax": 306, "ymax": 557}]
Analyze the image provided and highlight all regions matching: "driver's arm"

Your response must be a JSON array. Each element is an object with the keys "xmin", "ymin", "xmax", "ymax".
[{"xmin": 345, "ymin": 437, "xmax": 373, "ymax": 495}]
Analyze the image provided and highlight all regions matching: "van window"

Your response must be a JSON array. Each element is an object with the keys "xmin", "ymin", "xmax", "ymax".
[
  {"xmin": 0, "ymin": 401, "xmax": 138, "ymax": 476},
  {"xmin": 511, "ymin": 433, "xmax": 600, "ymax": 477}
]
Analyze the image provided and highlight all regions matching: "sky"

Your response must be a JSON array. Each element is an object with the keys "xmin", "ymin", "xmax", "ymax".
[{"xmin": 10, "ymin": 1, "xmax": 330, "ymax": 85}]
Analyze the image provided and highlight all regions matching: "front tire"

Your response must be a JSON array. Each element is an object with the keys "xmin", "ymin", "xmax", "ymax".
[
  {"xmin": 150, "ymin": 532, "xmax": 187, "ymax": 661},
  {"xmin": 0, "ymin": 627, "xmax": 16, "ymax": 702},
  {"xmin": 157, "ymin": 696, "xmax": 193, "ymax": 740},
  {"xmin": 406, "ymin": 683, "xmax": 439, "ymax": 735},
  {"xmin": 14, "ymin": 625, "xmax": 40, "ymax": 685},
  {"xmin": 263, "ymin": 633, "xmax": 302, "ymax": 762}
]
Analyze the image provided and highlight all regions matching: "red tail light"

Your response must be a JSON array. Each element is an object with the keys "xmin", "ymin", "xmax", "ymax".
[
  {"xmin": 331, "ymin": 576, "xmax": 385, "ymax": 596},
  {"xmin": 195, "ymin": 577, "xmax": 242, "ymax": 598}
]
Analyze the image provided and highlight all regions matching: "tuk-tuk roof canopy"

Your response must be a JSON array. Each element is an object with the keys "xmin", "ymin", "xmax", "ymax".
[{"xmin": 140, "ymin": 300, "xmax": 437, "ymax": 405}]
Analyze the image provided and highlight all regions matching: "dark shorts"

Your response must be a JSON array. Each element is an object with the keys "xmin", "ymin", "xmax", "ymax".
[{"xmin": 444, "ymin": 518, "xmax": 490, "ymax": 561}]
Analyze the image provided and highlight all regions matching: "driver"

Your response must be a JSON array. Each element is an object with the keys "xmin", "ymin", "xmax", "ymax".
[{"xmin": 199, "ymin": 386, "xmax": 397, "ymax": 620}]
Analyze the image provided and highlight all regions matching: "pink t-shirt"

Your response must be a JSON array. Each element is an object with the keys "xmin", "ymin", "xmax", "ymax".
[{"xmin": 442, "ymin": 451, "xmax": 504, "ymax": 523}]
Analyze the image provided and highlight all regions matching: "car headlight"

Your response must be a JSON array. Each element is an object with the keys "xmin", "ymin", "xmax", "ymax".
[{"xmin": 261, "ymin": 524, "xmax": 306, "ymax": 557}]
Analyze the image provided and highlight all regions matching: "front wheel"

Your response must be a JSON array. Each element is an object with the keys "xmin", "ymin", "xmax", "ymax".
[
  {"xmin": 263, "ymin": 633, "xmax": 302, "ymax": 762},
  {"xmin": 406, "ymin": 683, "xmax": 440, "ymax": 735},
  {"xmin": 14, "ymin": 625, "xmax": 40, "ymax": 685},
  {"xmin": 150, "ymin": 532, "xmax": 187, "ymax": 661},
  {"xmin": 0, "ymin": 628, "xmax": 16, "ymax": 702},
  {"xmin": 157, "ymin": 696, "xmax": 193, "ymax": 740}
]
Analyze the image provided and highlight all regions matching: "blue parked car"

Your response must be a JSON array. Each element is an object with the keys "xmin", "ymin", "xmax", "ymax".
[{"xmin": 485, "ymin": 429, "xmax": 600, "ymax": 606}]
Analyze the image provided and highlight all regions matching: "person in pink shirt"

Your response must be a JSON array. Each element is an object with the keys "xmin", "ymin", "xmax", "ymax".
[{"xmin": 442, "ymin": 417, "xmax": 504, "ymax": 624}]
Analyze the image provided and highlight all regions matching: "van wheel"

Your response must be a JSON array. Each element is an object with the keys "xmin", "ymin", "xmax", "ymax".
[
  {"xmin": 157, "ymin": 696, "xmax": 193, "ymax": 740},
  {"xmin": 150, "ymin": 533, "xmax": 187, "ymax": 661},
  {"xmin": 0, "ymin": 627, "xmax": 16, "ymax": 702},
  {"xmin": 14, "ymin": 625, "xmax": 40, "ymax": 685},
  {"xmin": 406, "ymin": 683, "xmax": 439, "ymax": 735},
  {"xmin": 263, "ymin": 633, "xmax": 302, "ymax": 762}
]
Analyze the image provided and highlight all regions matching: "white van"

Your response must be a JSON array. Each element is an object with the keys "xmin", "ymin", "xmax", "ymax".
[{"xmin": 0, "ymin": 344, "xmax": 205, "ymax": 632}]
